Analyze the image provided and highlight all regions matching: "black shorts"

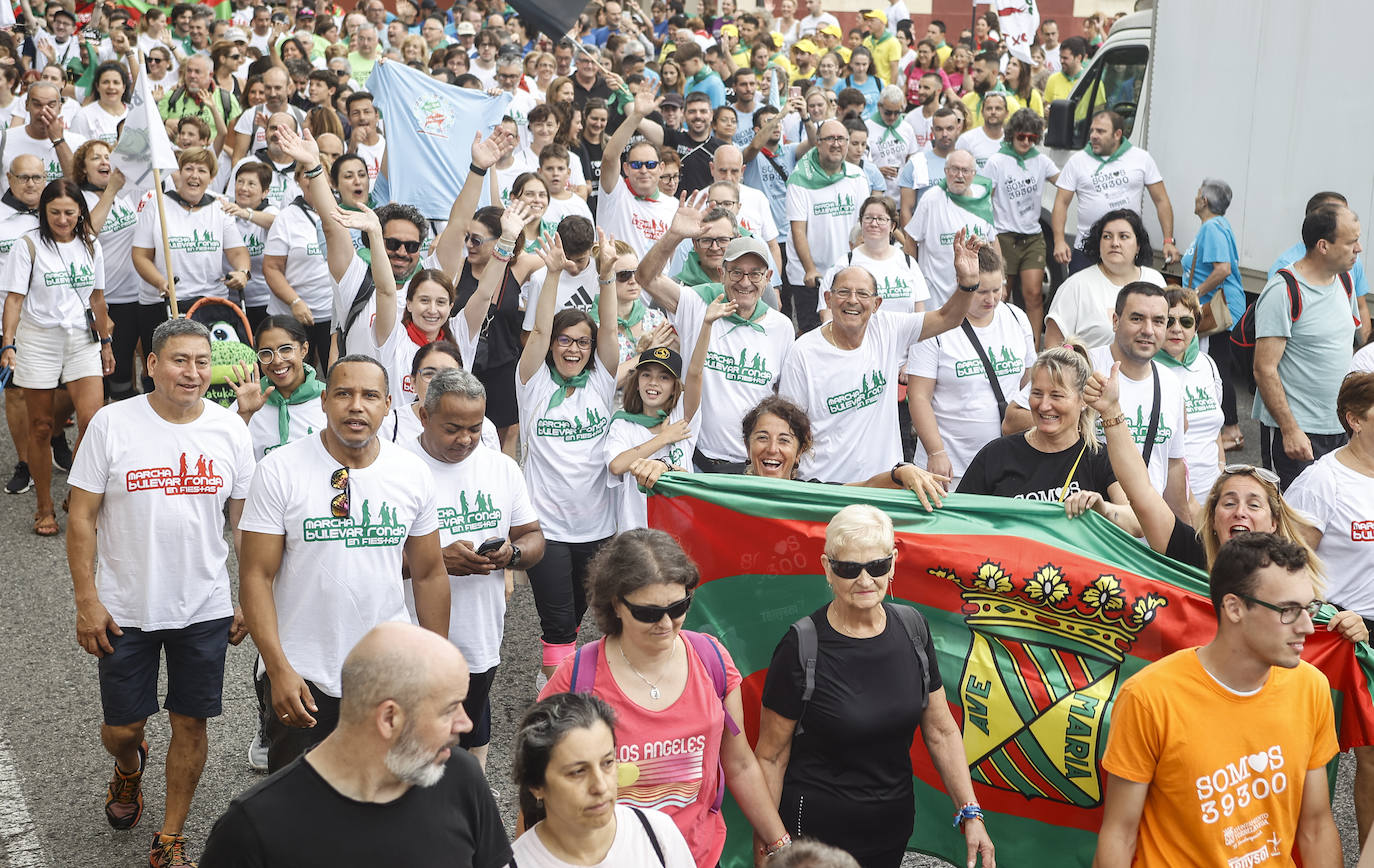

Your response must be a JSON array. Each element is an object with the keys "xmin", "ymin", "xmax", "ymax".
[
  {"xmin": 458, "ymin": 666, "xmax": 497, "ymax": 749},
  {"xmin": 476, "ymin": 359, "xmax": 518, "ymax": 428},
  {"xmin": 97, "ymin": 616, "xmax": 232, "ymax": 726}
]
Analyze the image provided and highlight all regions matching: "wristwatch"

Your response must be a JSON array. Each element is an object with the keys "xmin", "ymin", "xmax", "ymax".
[{"xmin": 507, "ymin": 543, "xmax": 523, "ymax": 569}]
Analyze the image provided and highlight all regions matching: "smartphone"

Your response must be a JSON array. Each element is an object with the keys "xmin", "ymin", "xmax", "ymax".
[
  {"xmin": 475, "ymin": 537, "xmax": 504, "ymax": 556},
  {"xmin": 788, "ymin": 85, "xmax": 802, "ymax": 100},
  {"xmin": 85, "ymin": 308, "xmax": 99, "ymax": 343}
]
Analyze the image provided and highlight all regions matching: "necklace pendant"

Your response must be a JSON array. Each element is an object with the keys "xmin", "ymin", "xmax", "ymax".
[{"xmin": 649, "ymin": 686, "xmax": 660, "ymax": 700}]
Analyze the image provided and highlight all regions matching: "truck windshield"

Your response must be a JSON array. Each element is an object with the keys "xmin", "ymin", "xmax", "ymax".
[{"xmin": 1071, "ymin": 44, "xmax": 1149, "ymax": 145}]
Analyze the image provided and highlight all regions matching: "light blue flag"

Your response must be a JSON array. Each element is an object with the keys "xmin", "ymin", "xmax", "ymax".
[{"xmin": 365, "ymin": 60, "xmax": 511, "ymax": 220}]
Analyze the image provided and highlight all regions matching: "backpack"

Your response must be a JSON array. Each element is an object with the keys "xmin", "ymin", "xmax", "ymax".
[
  {"xmin": 569, "ymin": 631, "xmax": 739, "ymax": 814},
  {"xmin": 1230, "ymin": 268, "xmax": 1355, "ymax": 383},
  {"xmin": 790, "ymin": 602, "xmax": 932, "ymax": 736}
]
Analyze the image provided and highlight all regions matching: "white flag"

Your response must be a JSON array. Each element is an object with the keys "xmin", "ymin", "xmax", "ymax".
[
  {"xmin": 0, "ymin": 3, "xmax": 15, "ymax": 28},
  {"xmin": 111, "ymin": 61, "xmax": 177, "ymax": 194},
  {"xmin": 996, "ymin": 0, "xmax": 1041, "ymax": 64}
]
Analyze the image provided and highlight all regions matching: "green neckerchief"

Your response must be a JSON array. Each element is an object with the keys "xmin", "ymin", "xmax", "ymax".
[
  {"xmin": 997, "ymin": 139, "xmax": 1040, "ymax": 170},
  {"xmin": 692, "ymin": 282, "xmax": 768, "ymax": 334},
  {"xmin": 357, "ymin": 247, "xmax": 423, "ymax": 283},
  {"xmin": 868, "ymin": 107, "xmax": 904, "ymax": 142},
  {"xmin": 1084, "ymin": 136, "xmax": 1132, "ymax": 175},
  {"xmin": 1154, "ymin": 334, "xmax": 1200, "ymax": 368},
  {"xmin": 675, "ymin": 250, "xmax": 719, "ymax": 287},
  {"xmin": 865, "ymin": 32, "xmax": 894, "ymax": 49},
  {"xmin": 590, "ymin": 297, "xmax": 646, "ymax": 331},
  {"xmin": 689, "ymin": 67, "xmax": 718, "ymax": 88},
  {"xmin": 611, "ymin": 408, "xmax": 667, "ymax": 427},
  {"xmin": 936, "ymin": 176, "xmax": 995, "ymax": 225},
  {"xmin": 788, "ymin": 147, "xmax": 861, "ymax": 190},
  {"xmin": 546, "ymin": 366, "xmax": 590, "ymax": 412},
  {"xmin": 263, "ymin": 364, "xmax": 324, "ymax": 447}
]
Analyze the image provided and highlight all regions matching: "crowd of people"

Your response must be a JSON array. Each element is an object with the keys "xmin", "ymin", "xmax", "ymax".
[{"xmin": 2, "ymin": 0, "xmax": 1370, "ymax": 865}]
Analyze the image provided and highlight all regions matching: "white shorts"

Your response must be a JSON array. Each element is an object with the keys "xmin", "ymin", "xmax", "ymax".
[{"xmin": 13, "ymin": 320, "xmax": 102, "ymax": 389}]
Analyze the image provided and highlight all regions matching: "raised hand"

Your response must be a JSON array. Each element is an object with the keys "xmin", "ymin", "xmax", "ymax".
[
  {"xmin": 471, "ymin": 126, "xmax": 515, "ymax": 170},
  {"xmin": 705, "ymin": 292, "xmax": 738, "ymax": 323},
  {"xmin": 227, "ymin": 359, "xmax": 273, "ymax": 414},
  {"xmin": 669, "ymin": 189, "xmax": 713, "ymax": 239},
  {"xmin": 274, "ymin": 124, "xmax": 321, "ymax": 167},
  {"xmin": 951, "ymin": 227, "xmax": 983, "ymax": 289},
  {"xmin": 595, "ymin": 227, "xmax": 618, "ymax": 274},
  {"xmin": 1082, "ymin": 361, "xmax": 1121, "ymax": 415},
  {"xmin": 536, "ymin": 229, "xmax": 567, "ymax": 273},
  {"xmin": 630, "ymin": 86, "xmax": 659, "ymax": 118},
  {"xmin": 331, "ymin": 202, "xmax": 383, "ymax": 235},
  {"xmin": 500, "ymin": 199, "xmax": 532, "ymax": 239},
  {"xmin": 636, "ymin": 321, "xmax": 676, "ymax": 352}
]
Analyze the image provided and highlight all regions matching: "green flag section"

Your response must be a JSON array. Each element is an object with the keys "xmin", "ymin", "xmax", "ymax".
[
  {"xmin": 75, "ymin": 0, "xmax": 230, "ymax": 22},
  {"xmin": 646, "ymin": 473, "xmax": 1374, "ymax": 868}
]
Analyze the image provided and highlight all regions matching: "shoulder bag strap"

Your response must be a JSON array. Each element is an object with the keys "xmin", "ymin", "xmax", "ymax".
[
  {"xmin": 886, "ymin": 603, "xmax": 932, "ymax": 710},
  {"xmin": 762, "ymin": 149, "xmax": 790, "ymax": 181},
  {"xmin": 569, "ymin": 639, "xmax": 602, "ymax": 693},
  {"xmin": 629, "ymin": 807, "xmax": 666, "ymax": 867},
  {"xmin": 960, "ymin": 320, "xmax": 1007, "ymax": 422},
  {"xmin": 1141, "ymin": 361, "xmax": 1162, "ymax": 467},
  {"xmin": 791, "ymin": 616, "xmax": 818, "ymax": 736}
]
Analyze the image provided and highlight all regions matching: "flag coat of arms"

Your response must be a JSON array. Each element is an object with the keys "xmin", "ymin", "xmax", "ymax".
[{"xmin": 646, "ymin": 474, "xmax": 1374, "ymax": 867}]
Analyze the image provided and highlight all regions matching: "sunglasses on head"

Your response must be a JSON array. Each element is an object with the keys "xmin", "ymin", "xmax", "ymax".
[
  {"xmin": 627, "ymin": 159, "xmax": 660, "ymax": 170},
  {"xmin": 622, "ymin": 593, "xmax": 692, "ymax": 623},
  {"xmin": 384, "ymin": 237, "xmax": 421, "ymax": 254},
  {"xmin": 1167, "ymin": 315, "xmax": 1195, "ymax": 329},
  {"xmin": 1222, "ymin": 463, "xmax": 1280, "ymax": 485},
  {"xmin": 825, "ymin": 553, "xmax": 894, "ymax": 579}
]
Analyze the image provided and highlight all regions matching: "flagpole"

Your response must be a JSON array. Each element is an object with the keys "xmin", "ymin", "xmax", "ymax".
[
  {"xmin": 136, "ymin": 48, "xmax": 180, "ymax": 317},
  {"xmin": 572, "ymin": 39, "xmax": 632, "ymax": 101}
]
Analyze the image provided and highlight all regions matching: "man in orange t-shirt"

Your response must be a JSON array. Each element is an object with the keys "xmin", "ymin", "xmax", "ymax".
[{"xmin": 1095, "ymin": 533, "xmax": 1343, "ymax": 867}]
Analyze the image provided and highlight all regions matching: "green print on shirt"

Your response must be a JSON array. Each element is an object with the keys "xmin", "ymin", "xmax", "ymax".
[
  {"xmin": 43, "ymin": 262, "xmax": 95, "ymax": 289},
  {"xmin": 44, "ymin": 159, "xmax": 61, "ymax": 181},
  {"xmin": 103, "ymin": 203, "xmax": 137, "ymax": 234},
  {"xmin": 169, "ymin": 229, "xmax": 222, "ymax": 253},
  {"xmin": 438, "ymin": 490, "xmax": 502, "ymax": 534},
  {"xmin": 875, "ymin": 274, "xmax": 913, "ymax": 300},
  {"xmin": 536, "ymin": 407, "xmax": 608, "ymax": 441},
  {"xmin": 302, "ymin": 499, "xmax": 407, "ymax": 547},
  {"xmin": 668, "ymin": 443, "xmax": 686, "ymax": 467},
  {"xmin": 1095, "ymin": 406, "xmax": 1174, "ymax": 446},
  {"xmin": 939, "ymin": 224, "xmax": 990, "ymax": 246},
  {"xmin": 813, "ymin": 193, "xmax": 857, "ymax": 218},
  {"xmin": 826, "ymin": 369, "xmax": 889, "ymax": 414},
  {"xmin": 243, "ymin": 232, "xmax": 265, "ymax": 257},
  {"xmin": 954, "ymin": 346, "xmax": 1023, "ymax": 379},
  {"xmin": 706, "ymin": 348, "xmax": 772, "ymax": 385},
  {"xmin": 1185, "ymin": 384, "xmax": 1218, "ymax": 415}
]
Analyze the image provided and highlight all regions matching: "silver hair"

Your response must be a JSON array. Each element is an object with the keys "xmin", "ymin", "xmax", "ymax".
[
  {"xmin": 879, "ymin": 84, "xmax": 905, "ymax": 107},
  {"xmin": 423, "ymin": 367, "xmax": 486, "ymax": 412},
  {"xmin": 151, "ymin": 318, "xmax": 210, "ymax": 355},
  {"xmin": 1199, "ymin": 177, "xmax": 1232, "ymax": 216},
  {"xmin": 766, "ymin": 839, "xmax": 862, "ymax": 868}
]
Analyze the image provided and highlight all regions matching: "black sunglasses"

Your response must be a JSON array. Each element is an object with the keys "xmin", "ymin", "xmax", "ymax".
[
  {"xmin": 825, "ymin": 553, "xmax": 894, "ymax": 580},
  {"xmin": 1167, "ymin": 315, "xmax": 1195, "ymax": 329},
  {"xmin": 622, "ymin": 594, "xmax": 692, "ymax": 623},
  {"xmin": 384, "ymin": 237, "xmax": 421, "ymax": 254}
]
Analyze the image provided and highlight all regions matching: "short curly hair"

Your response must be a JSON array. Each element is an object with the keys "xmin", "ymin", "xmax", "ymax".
[
  {"xmin": 374, "ymin": 202, "xmax": 429, "ymax": 243},
  {"xmin": 1081, "ymin": 208, "xmax": 1152, "ymax": 267},
  {"xmin": 586, "ymin": 529, "xmax": 701, "ymax": 636}
]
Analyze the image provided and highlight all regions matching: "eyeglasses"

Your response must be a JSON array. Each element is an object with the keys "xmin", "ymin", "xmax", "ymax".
[
  {"xmin": 1015, "ymin": 132, "xmax": 1039, "ymax": 143},
  {"xmin": 9, "ymin": 173, "xmax": 44, "ymax": 184},
  {"xmin": 621, "ymin": 594, "xmax": 692, "ymax": 623},
  {"xmin": 615, "ymin": 269, "xmax": 636, "ymax": 283},
  {"xmin": 698, "ymin": 236, "xmax": 732, "ymax": 249},
  {"xmin": 330, "ymin": 466, "xmax": 350, "ymax": 518},
  {"xmin": 256, "ymin": 343, "xmax": 299, "ymax": 364},
  {"xmin": 555, "ymin": 334, "xmax": 592, "ymax": 349},
  {"xmin": 830, "ymin": 288, "xmax": 875, "ymax": 300},
  {"xmin": 861, "ymin": 214, "xmax": 891, "ymax": 225},
  {"xmin": 709, "ymin": 199, "xmax": 738, "ymax": 209},
  {"xmin": 385, "ymin": 237, "xmax": 421, "ymax": 254},
  {"xmin": 1167, "ymin": 315, "xmax": 1195, "ymax": 329},
  {"xmin": 627, "ymin": 159, "xmax": 660, "ymax": 169},
  {"xmin": 464, "ymin": 232, "xmax": 494, "ymax": 247},
  {"xmin": 818, "ymin": 134, "xmax": 848, "ymax": 144},
  {"xmin": 1221, "ymin": 463, "xmax": 1280, "ymax": 485},
  {"xmin": 726, "ymin": 266, "xmax": 767, "ymax": 282},
  {"xmin": 824, "ymin": 553, "xmax": 894, "ymax": 580},
  {"xmin": 1237, "ymin": 594, "xmax": 1324, "ymax": 625},
  {"xmin": 660, "ymin": 173, "xmax": 680, "ymax": 184},
  {"xmin": 946, "ymin": 166, "xmax": 975, "ymax": 176},
  {"xmin": 880, "ymin": 107, "xmax": 901, "ymax": 117}
]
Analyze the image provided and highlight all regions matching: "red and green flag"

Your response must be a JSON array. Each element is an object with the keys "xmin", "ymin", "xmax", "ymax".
[
  {"xmin": 647, "ymin": 473, "xmax": 1374, "ymax": 868},
  {"xmin": 74, "ymin": 0, "xmax": 231, "ymax": 24}
]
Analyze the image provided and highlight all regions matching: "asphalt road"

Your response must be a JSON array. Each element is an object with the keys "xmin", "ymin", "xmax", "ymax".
[{"xmin": 0, "ymin": 382, "xmax": 1362, "ymax": 867}]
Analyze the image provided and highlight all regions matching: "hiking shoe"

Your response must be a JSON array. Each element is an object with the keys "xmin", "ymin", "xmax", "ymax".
[
  {"xmin": 149, "ymin": 833, "xmax": 196, "ymax": 868},
  {"xmin": 5, "ymin": 461, "xmax": 30, "ymax": 494},
  {"xmin": 51, "ymin": 432, "xmax": 73, "ymax": 472},
  {"xmin": 247, "ymin": 728, "xmax": 269, "ymax": 772},
  {"xmin": 105, "ymin": 739, "xmax": 148, "ymax": 830}
]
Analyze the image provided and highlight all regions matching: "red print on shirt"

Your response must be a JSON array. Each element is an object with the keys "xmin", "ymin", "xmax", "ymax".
[
  {"xmin": 631, "ymin": 213, "xmax": 667, "ymax": 241},
  {"xmin": 126, "ymin": 453, "xmax": 225, "ymax": 495},
  {"xmin": 1353, "ymin": 520, "xmax": 1374, "ymax": 542}
]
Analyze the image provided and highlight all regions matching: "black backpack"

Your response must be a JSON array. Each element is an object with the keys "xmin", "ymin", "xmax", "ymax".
[{"xmin": 1230, "ymin": 267, "xmax": 1355, "ymax": 380}]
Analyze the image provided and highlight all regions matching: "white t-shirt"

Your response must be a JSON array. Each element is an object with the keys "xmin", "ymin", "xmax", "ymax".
[
  {"xmin": 234, "ymin": 391, "xmax": 328, "ymax": 462},
  {"xmin": 230, "ymin": 154, "xmax": 303, "ymax": 210},
  {"xmin": 1286, "ymin": 452, "xmax": 1374, "ymax": 616},
  {"xmin": 540, "ymin": 192, "xmax": 594, "ymax": 238},
  {"xmin": 512, "ymin": 806, "xmax": 695, "ymax": 868},
  {"xmin": 604, "ymin": 404, "xmax": 697, "ymax": 532},
  {"xmin": 365, "ymin": 312, "xmax": 476, "ymax": 409},
  {"xmin": 356, "ymin": 136, "xmax": 386, "ymax": 183},
  {"xmin": 907, "ymin": 303, "xmax": 1035, "ymax": 478},
  {"xmin": 954, "ymin": 127, "xmax": 1002, "ymax": 170},
  {"xmin": 230, "ymin": 206, "xmax": 277, "ymax": 309},
  {"xmin": 597, "ymin": 177, "xmax": 678, "ymax": 260},
  {"xmin": 263, "ymin": 201, "xmax": 332, "ymax": 318},
  {"xmin": 784, "ymin": 167, "xmax": 870, "ymax": 285},
  {"xmin": 70, "ymin": 102, "xmax": 127, "ymax": 144},
  {"xmin": 521, "ymin": 266, "xmax": 598, "ymax": 330},
  {"xmin": 133, "ymin": 193, "xmax": 246, "ymax": 303},
  {"xmin": 1055, "ymin": 145, "xmax": 1163, "ymax": 246},
  {"xmin": 818, "ymin": 245, "xmax": 930, "ymax": 314},
  {"xmin": 779, "ymin": 310, "xmax": 926, "ymax": 482},
  {"xmin": 863, "ymin": 119, "xmax": 919, "ymax": 200},
  {"xmin": 4, "ymin": 231, "xmax": 104, "ymax": 330},
  {"xmin": 516, "ymin": 357, "xmax": 617, "ymax": 541},
  {"xmin": 67, "ymin": 397, "xmax": 255, "ymax": 630},
  {"xmin": 904, "ymin": 184, "xmax": 996, "ymax": 306},
  {"xmin": 673, "ymin": 287, "xmax": 794, "ymax": 463},
  {"xmin": 904, "ymin": 108, "xmax": 935, "ymax": 150},
  {"xmin": 238, "ymin": 434, "xmax": 440, "ymax": 698},
  {"xmin": 387, "ymin": 403, "xmax": 500, "ymax": 452},
  {"xmin": 1044, "ymin": 265, "xmax": 1165, "ymax": 349},
  {"xmin": 232, "ymin": 105, "xmax": 307, "ymax": 158},
  {"xmin": 1352, "ymin": 343, "xmax": 1374, "ymax": 374},
  {"xmin": 487, "ymin": 151, "xmax": 539, "ymax": 208},
  {"xmin": 401, "ymin": 440, "xmax": 536, "ymax": 673},
  {"xmin": 0, "ymin": 126, "xmax": 88, "ymax": 193},
  {"xmin": 1168, "ymin": 351, "xmax": 1224, "ymax": 502},
  {"xmin": 83, "ymin": 188, "xmax": 146, "ymax": 305},
  {"xmin": 981, "ymin": 150, "xmax": 1059, "ymax": 235},
  {"xmin": 737, "ymin": 184, "xmax": 779, "ymax": 243}
]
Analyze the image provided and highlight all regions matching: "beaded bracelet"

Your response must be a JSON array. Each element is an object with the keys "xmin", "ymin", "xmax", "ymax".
[
  {"xmin": 952, "ymin": 803, "xmax": 984, "ymax": 828},
  {"xmin": 764, "ymin": 833, "xmax": 792, "ymax": 856}
]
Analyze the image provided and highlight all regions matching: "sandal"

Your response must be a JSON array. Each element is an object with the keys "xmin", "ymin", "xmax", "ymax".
[{"xmin": 33, "ymin": 513, "xmax": 59, "ymax": 537}]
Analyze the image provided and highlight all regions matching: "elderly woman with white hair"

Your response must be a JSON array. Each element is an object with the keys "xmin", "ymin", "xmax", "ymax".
[
  {"xmin": 1181, "ymin": 177, "xmax": 1246, "ymax": 450},
  {"xmin": 754, "ymin": 504, "xmax": 995, "ymax": 868}
]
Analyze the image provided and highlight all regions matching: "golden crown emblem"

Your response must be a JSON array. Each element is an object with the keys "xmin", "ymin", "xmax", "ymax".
[{"xmin": 933, "ymin": 560, "xmax": 1168, "ymax": 663}]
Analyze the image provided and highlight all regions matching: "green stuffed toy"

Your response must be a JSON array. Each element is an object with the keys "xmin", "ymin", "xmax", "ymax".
[{"xmin": 205, "ymin": 321, "xmax": 257, "ymax": 408}]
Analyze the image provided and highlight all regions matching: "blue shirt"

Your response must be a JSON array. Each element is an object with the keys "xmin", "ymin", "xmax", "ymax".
[
  {"xmin": 834, "ymin": 76, "xmax": 881, "ymax": 112},
  {"xmin": 687, "ymin": 71, "xmax": 727, "ymax": 109},
  {"xmin": 1270, "ymin": 241, "xmax": 1368, "ymax": 297},
  {"xmin": 897, "ymin": 149, "xmax": 946, "ymax": 192},
  {"xmin": 743, "ymin": 142, "xmax": 799, "ymax": 246},
  {"xmin": 1181, "ymin": 215, "xmax": 1246, "ymax": 323}
]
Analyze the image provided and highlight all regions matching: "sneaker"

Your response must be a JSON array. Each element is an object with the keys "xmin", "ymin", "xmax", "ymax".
[
  {"xmin": 5, "ymin": 461, "xmax": 31, "ymax": 495},
  {"xmin": 149, "ymin": 833, "xmax": 196, "ymax": 868},
  {"xmin": 534, "ymin": 671, "xmax": 549, "ymax": 694},
  {"xmin": 247, "ymin": 728, "xmax": 269, "ymax": 772},
  {"xmin": 51, "ymin": 432, "xmax": 73, "ymax": 472},
  {"xmin": 104, "ymin": 739, "xmax": 148, "ymax": 830}
]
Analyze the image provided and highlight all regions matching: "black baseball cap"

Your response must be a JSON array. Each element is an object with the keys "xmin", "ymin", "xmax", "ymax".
[{"xmin": 636, "ymin": 346, "xmax": 682, "ymax": 378}]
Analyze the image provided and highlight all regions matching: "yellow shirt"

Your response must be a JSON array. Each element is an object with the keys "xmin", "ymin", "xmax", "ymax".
[
  {"xmin": 864, "ymin": 34, "xmax": 902, "ymax": 86},
  {"xmin": 960, "ymin": 90, "xmax": 1022, "ymax": 129},
  {"xmin": 935, "ymin": 42, "xmax": 952, "ymax": 65},
  {"xmin": 1043, "ymin": 70, "xmax": 1082, "ymax": 104}
]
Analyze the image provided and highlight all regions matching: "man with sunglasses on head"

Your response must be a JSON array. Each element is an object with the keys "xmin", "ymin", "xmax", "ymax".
[
  {"xmin": 1096, "ymin": 533, "xmax": 1342, "ymax": 868},
  {"xmin": 239, "ymin": 354, "xmax": 451, "ymax": 774}
]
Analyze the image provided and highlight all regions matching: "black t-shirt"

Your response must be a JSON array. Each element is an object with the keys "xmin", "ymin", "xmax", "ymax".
[
  {"xmin": 576, "ymin": 138, "xmax": 604, "ymax": 215},
  {"xmin": 571, "ymin": 76, "xmax": 613, "ymax": 109},
  {"xmin": 1164, "ymin": 515, "xmax": 1207, "ymax": 570},
  {"xmin": 200, "ymin": 751, "xmax": 511, "ymax": 868},
  {"xmin": 664, "ymin": 128, "xmax": 724, "ymax": 195},
  {"xmin": 958, "ymin": 433, "xmax": 1118, "ymax": 502},
  {"xmin": 456, "ymin": 260, "xmax": 522, "ymax": 371},
  {"xmin": 761, "ymin": 604, "xmax": 942, "ymax": 803}
]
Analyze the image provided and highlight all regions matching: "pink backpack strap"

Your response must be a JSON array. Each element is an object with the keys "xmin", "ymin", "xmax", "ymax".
[{"xmin": 569, "ymin": 639, "xmax": 603, "ymax": 693}]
